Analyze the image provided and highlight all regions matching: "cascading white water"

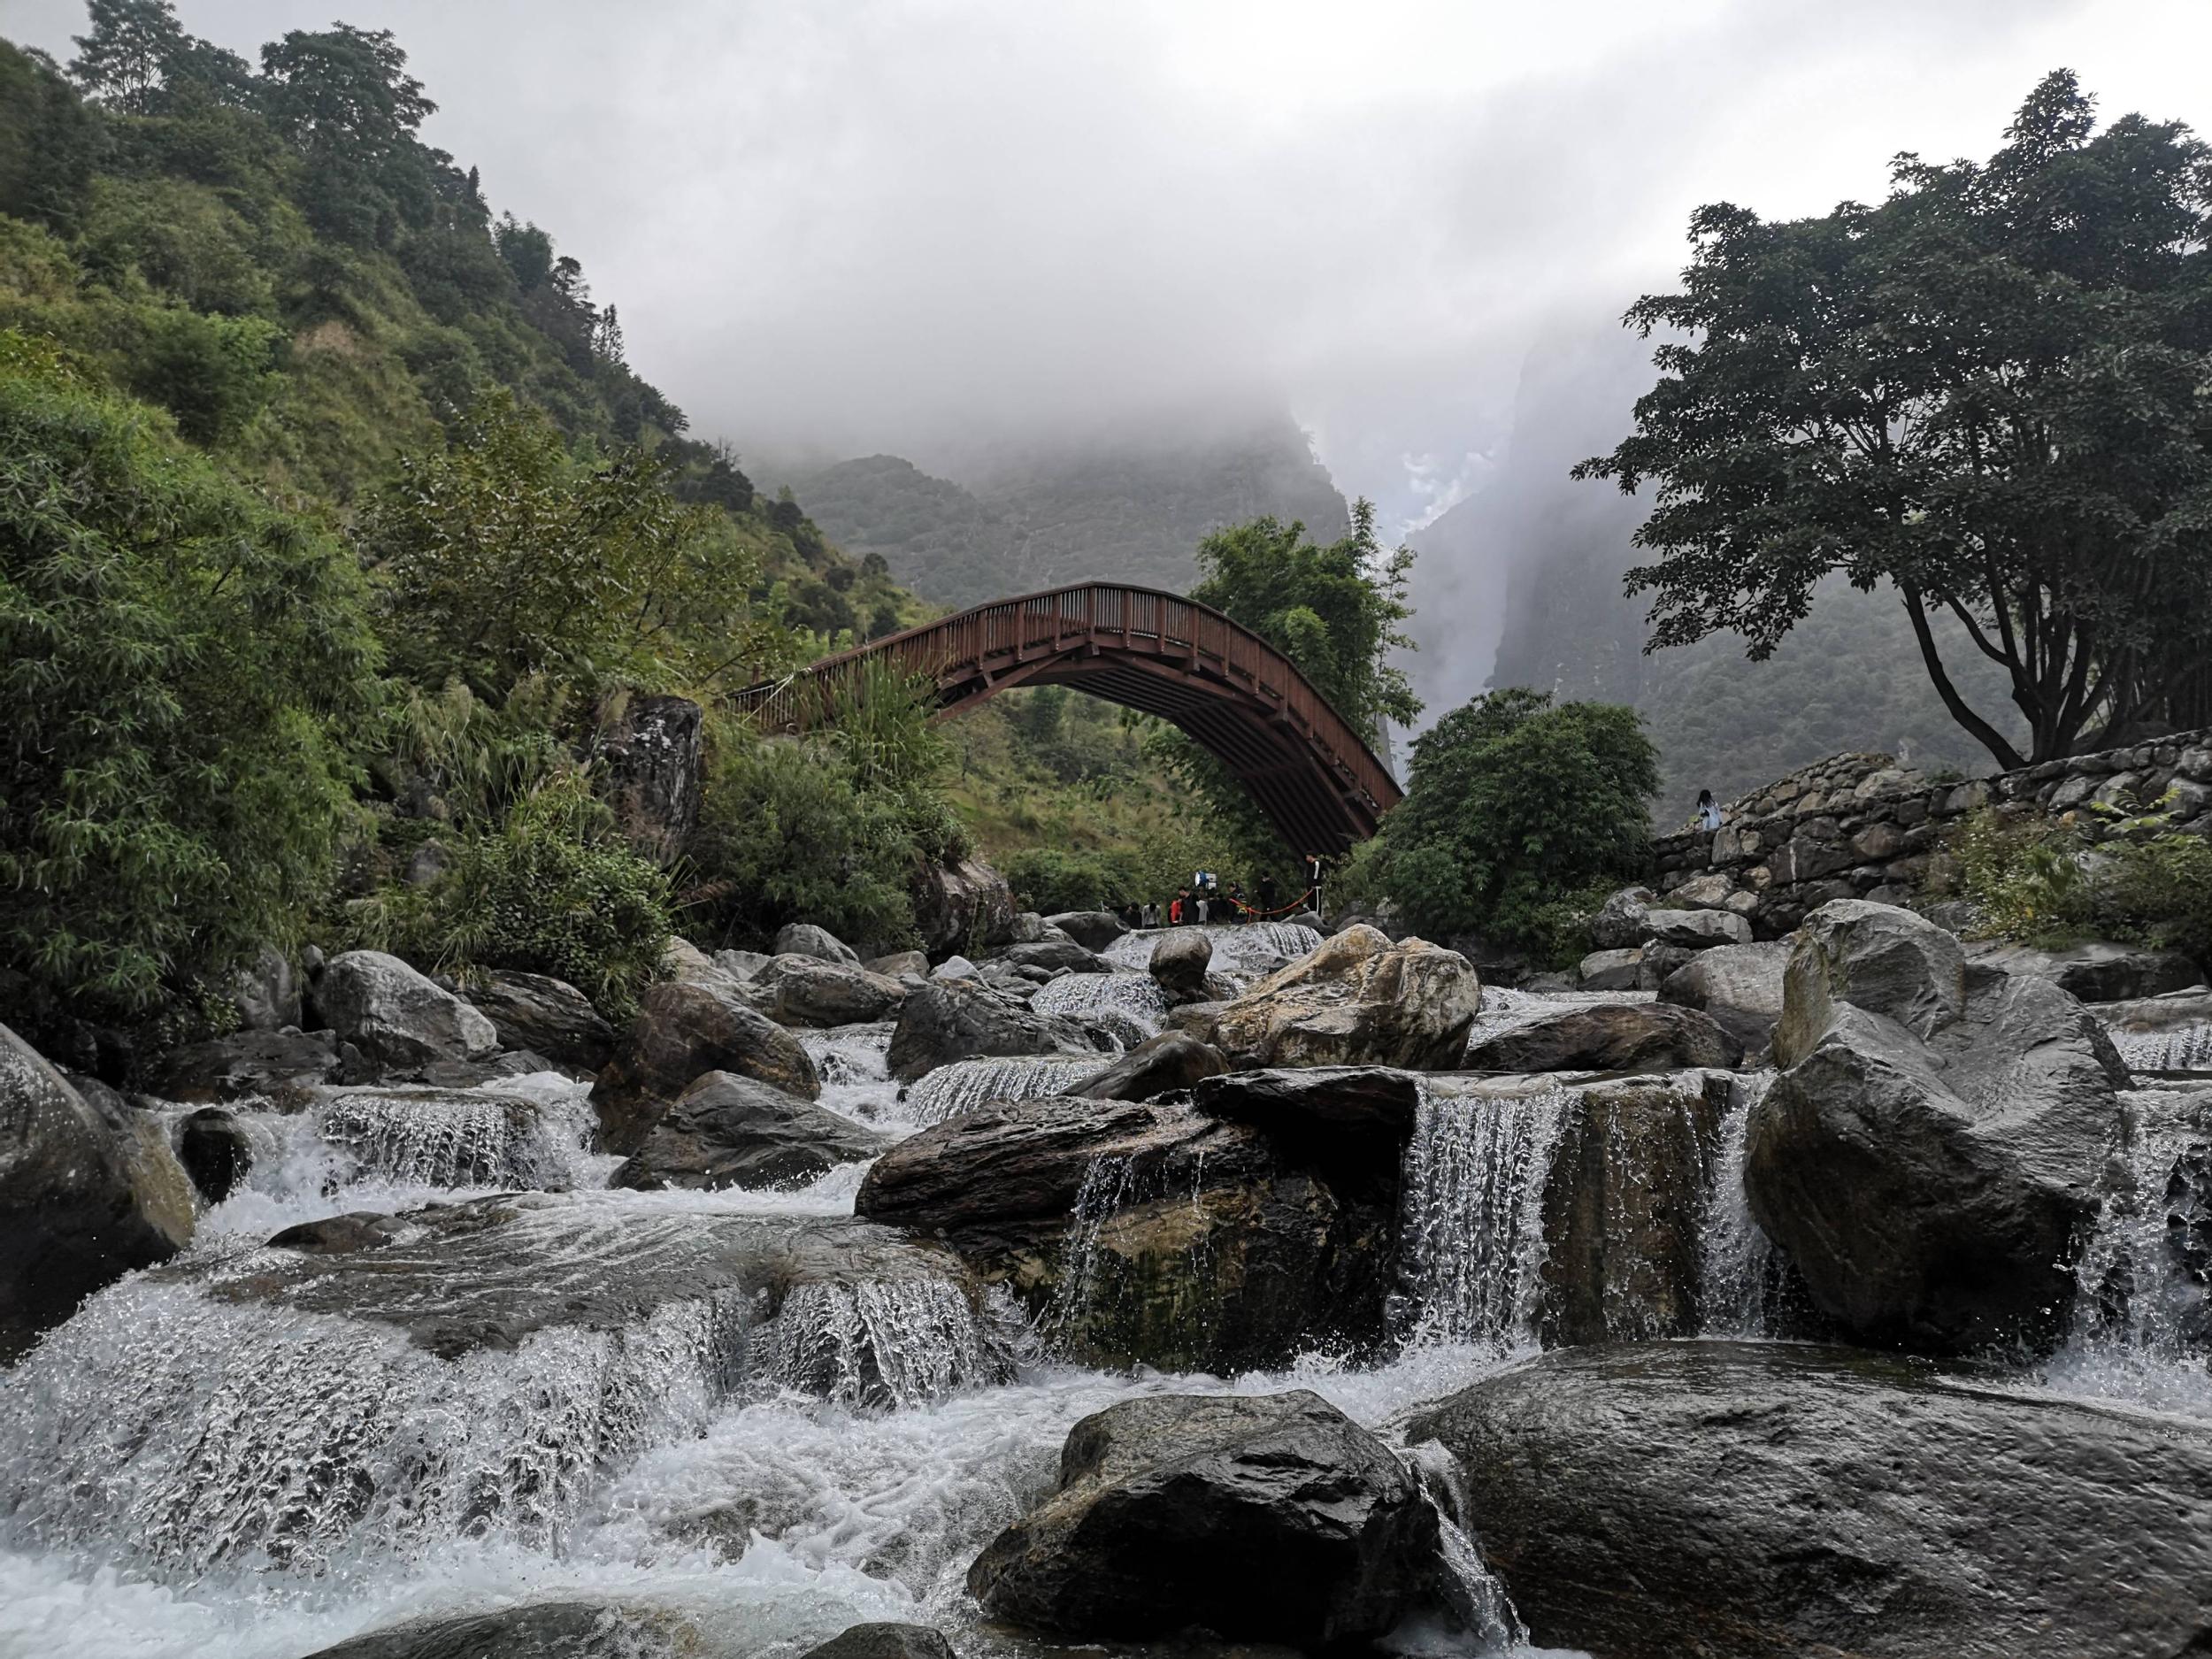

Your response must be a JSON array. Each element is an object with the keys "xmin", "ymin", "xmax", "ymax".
[
  {"xmin": 755, "ymin": 1279, "xmax": 1019, "ymax": 1410},
  {"xmin": 2109, "ymin": 1020, "xmax": 2212, "ymax": 1076},
  {"xmin": 314, "ymin": 1085, "xmax": 592, "ymax": 1189},
  {"xmin": 1402, "ymin": 1440, "xmax": 1531, "ymax": 1652},
  {"xmin": 1030, "ymin": 972, "xmax": 1168, "ymax": 1047},
  {"xmin": 1397, "ymin": 1082, "xmax": 1574, "ymax": 1349},
  {"xmin": 1695, "ymin": 1072, "xmax": 1779, "ymax": 1338},
  {"xmin": 800, "ymin": 1023, "xmax": 910, "ymax": 1130},
  {"xmin": 1099, "ymin": 922, "xmax": 1322, "ymax": 983},
  {"xmin": 2039, "ymin": 1089, "xmax": 2212, "ymax": 1414},
  {"xmin": 902, "ymin": 1055, "xmax": 1105, "ymax": 1125}
]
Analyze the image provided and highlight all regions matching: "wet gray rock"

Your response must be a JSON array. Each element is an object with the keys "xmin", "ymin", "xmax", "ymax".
[
  {"xmin": 798, "ymin": 1624, "xmax": 956, "ymax": 1659},
  {"xmin": 712, "ymin": 948, "xmax": 773, "ymax": 981},
  {"xmin": 299, "ymin": 1600, "xmax": 683, "ymax": 1658},
  {"xmin": 1575, "ymin": 947, "xmax": 1643, "ymax": 991},
  {"xmin": 3, "ymin": 1022, "xmax": 194, "ymax": 1342},
  {"xmin": 1071, "ymin": 1031, "xmax": 1228, "ymax": 1102},
  {"xmin": 1752, "ymin": 900, "xmax": 2129, "ymax": 1353},
  {"xmin": 1966, "ymin": 937, "xmax": 2204, "ymax": 1002},
  {"xmin": 756, "ymin": 955, "xmax": 910, "ymax": 1028},
  {"xmin": 1001, "ymin": 939, "xmax": 1105, "ymax": 974},
  {"xmin": 1212, "ymin": 925, "xmax": 1479, "ymax": 1071},
  {"xmin": 885, "ymin": 979, "xmax": 1104, "ymax": 1083},
  {"xmin": 856, "ymin": 1094, "xmax": 1397, "ymax": 1370},
  {"xmin": 1194, "ymin": 1064, "xmax": 1422, "ymax": 1141},
  {"xmin": 1405, "ymin": 1340, "xmax": 2212, "ymax": 1659},
  {"xmin": 1643, "ymin": 907, "xmax": 1753, "ymax": 949},
  {"xmin": 1147, "ymin": 930, "xmax": 1213, "ymax": 1003},
  {"xmin": 206, "ymin": 1191, "xmax": 985, "ymax": 1365},
  {"xmin": 1045, "ymin": 911, "xmax": 1128, "ymax": 952},
  {"xmin": 1465, "ymin": 1002, "xmax": 1742, "ymax": 1073},
  {"xmin": 611, "ymin": 1071, "xmax": 888, "ymax": 1191},
  {"xmin": 176, "ymin": 1107, "xmax": 253, "ymax": 1204},
  {"xmin": 145, "ymin": 1028, "xmax": 343, "ymax": 1107},
  {"xmin": 230, "ymin": 944, "xmax": 301, "ymax": 1032},
  {"xmin": 464, "ymin": 970, "xmax": 616, "ymax": 1072},
  {"xmin": 597, "ymin": 693, "xmax": 703, "ymax": 866},
  {"xmin": 913, "ymin": 856, "xmax": 1017, "ymax": 956},
  {"xmin": 591, "ymin": 979, "xmax": 822, "ymax": 1155},
  {"xmin": 311, "ymin": 951, "xmax": 500, "ymax": 1074},
  {"xmin": 1587, "ymin": 886, "xmax": 1656, "ymax": 950},
  {"xmin": 775, "ymin": 922, "xmax": 862, "ymax": 966},
  {"xmin": 1658, "ymin": 941, "xmax": 1792, "ymax": 1056},
  {"xmin": 1164, "ymin": 1001, "xmax": 1225, "ymax": 1044},
  {"xmin": 969, "ymin": 1390, "xmax": 1439, "ymax": 1646},
  {"xmin": 864, "ymin": 949, "xmax": 931, "ymax": 979}
]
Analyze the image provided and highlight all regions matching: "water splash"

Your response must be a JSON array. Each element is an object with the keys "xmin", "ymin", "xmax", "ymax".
[
  {"xmin": 1695, "ymin": 1072, "xmax": 1780, "ymax": 1337},
  {"xmin": 1400, "ymin": 1440, "xmax": 1530, "ymax": 1653},
  {"xmin": 2039, "ymin": 1089, "xmax": 2212, "ymax": 1415},
  {"xmin": 1397, "ymin": 1083, "xmax": 1572, "ymax": 1349},
  {"xmin": 798, "ymin": 1025, "xmax": 910, "ymax": 1131},
  {"xmin": 757, "ymin": 1280, "xmax": 1019, "ymax": 1410},
  {"xmin": 2109, "ymin": 1020, "xmax": 2212, "ymax": 1077},
  {"xmin": 1030, "ymin": 972, "xmax": 1168, "ymax": 1047},
  {"xmin": 902, "ymin": 1056, "xmax": 1103, "ymax": 1125}
]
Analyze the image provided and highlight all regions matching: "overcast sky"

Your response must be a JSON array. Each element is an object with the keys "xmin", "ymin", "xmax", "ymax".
[{"xmin": 14, "ymin": 0, "xmax": 2212, "ymax": 532}]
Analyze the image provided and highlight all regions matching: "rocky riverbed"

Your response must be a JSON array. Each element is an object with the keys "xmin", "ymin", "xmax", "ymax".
[{"xmin": 4, "ymin": 902, "xmax": 2212, "ymax": 1658}]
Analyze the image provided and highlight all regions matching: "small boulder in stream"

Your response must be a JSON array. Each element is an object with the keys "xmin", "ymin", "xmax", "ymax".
[
  {"xmin": 1751, "ymin": 899, "xmax": 2129, "ymax": 1353},
  {"xmin": 1211, "ymin": 924, "xmax": 1479, "ymax": 1071},
  {"xmin": 755, "ymin": 955, "xmax": 910, "ymax": 1027},
  {"xmin": 968, "ymin": 1389, "xmax": 1438, "ymax": 1647},
  {"xmin": 775, "ymin": 921, "xmax": 862, "ymax": 965},
  {"xmin": 591, "ymin": 978, "xmax": 821, "ymax": 1154},
  {"xmin": 885, "ymin": 978, "xmax": 1104, "ymax": 1083},
  {"xmin": 1147, "ymin": 929, "xmax": 1213, "ymax": 1003},
  {"xmin": 1193, "ymin": 1064, "xmax": 1423, "ymax": 1142},
  {"xmin": 311, "ymin": 951, "xmax": 501, "ymax": 1074},
  {"xmin": 1071, "ymin": 1030, "xmax": 1228, "ymax": 1102},
  {"xmin": 176, "ymin": 1107, "xmax": 253, "ymax": 1204},
  {"xmin": 611, "ymin": 1071, "xmax": 888, "ymax": 1191},
  {"xmin": 1405, "ymin": 1340, "xmax": 2212, "ymax": 1659},
  {"xmin": 1463, "ymin": 1001, "xmax": 1741, "ymax": 1072}
]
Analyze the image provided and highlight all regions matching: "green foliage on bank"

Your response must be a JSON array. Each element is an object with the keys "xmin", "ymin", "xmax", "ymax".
[
  {"xmin": 1365, "ymin": 688, "xmax": 1659, "ymax": 959},
  {"xmin": 1946, "ymin": 803, "xmax": 2212, "ymax": 965}
]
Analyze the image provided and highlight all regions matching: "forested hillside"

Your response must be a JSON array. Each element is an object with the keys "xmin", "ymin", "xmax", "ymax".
[{"xmin": 788, "ymin": 416, "xmax": 1350, "ymax": 607}]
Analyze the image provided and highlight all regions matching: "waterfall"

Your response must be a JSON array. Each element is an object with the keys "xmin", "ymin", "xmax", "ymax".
[
  {"xmin": 799, "ymin": 1023, "xmax": 906, "ymax": 1129},
  {"xmin": 2109, "ymin": 1019, "xmax": 2212, "ymax": 1077},
  {"xmin": 1397, "ymin": 1082, "xmax": 1573, "ymax": 1349},
  {"xmin": 1030, "ymin": 972, "xmax": 1168, "ymax": 1047},
  {"xmin": 903, "ymin": 1055, "xmax": 1104, "ymax": 1125},
  {"xmin": 1037, "ymin": 1155, "xmax": 1145, "ymax": 1347},
  {"xmin": 1695, "ymin": 1072, "xmax": 1780, "ymax": 1338},
  {"xmin": 1401, "ymin": 1440, "xmax": 1531, "ymax": 1653},
  {"xmin": 2041, "ymin": 1090, "xmax": 2212, "ymax": 1414},
  {"xmin": 313, "ymin": 1085, "xmax": 594, "ymax": 1189}
]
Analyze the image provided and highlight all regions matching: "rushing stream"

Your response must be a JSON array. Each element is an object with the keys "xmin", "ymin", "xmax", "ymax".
[{"xmin": 5, "ymin": 956, "xmax": 2206, "ymax": 1658}]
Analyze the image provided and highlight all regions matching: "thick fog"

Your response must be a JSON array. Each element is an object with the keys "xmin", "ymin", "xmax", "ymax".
[{"xmin": 16, "ymin": 0, "xmax": 2210, "ymax": 658}]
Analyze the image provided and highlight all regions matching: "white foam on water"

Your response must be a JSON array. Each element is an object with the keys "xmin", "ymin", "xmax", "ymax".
[
  {"xmin": 1100, "ymin": 922, "xmax": 1322, "ymax": 985},
  {"xmin": 1030, "ymin": 972, "xmax": 1169, "ymax": 1047},
  {"xmin": 798, "ymin": 1025, "xmax": 913, "ymax": 1133},
  {"xmin": 1695, "ymin": 1071, "xmax": 1780, "ymax": 1338},
  {"xmin": 902, "ymin": 1055, "xmax": 1104, "ymax": 1125}
]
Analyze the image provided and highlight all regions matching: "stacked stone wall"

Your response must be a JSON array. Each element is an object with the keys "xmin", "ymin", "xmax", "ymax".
[{"xmin": 1649, "ymin": 731, "xmax": 2212, "ymax": 941}]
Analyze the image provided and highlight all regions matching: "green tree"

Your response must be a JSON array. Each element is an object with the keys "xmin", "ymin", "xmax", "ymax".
[
  {"xmin": 67, "ymin": 0, "xmax": 187, "ymax": 113},
  {"xmin": 257, "ymin": 24, "xmax": 436, "ymax": 247},
  {"xmin": 1373, "ymin": 689, "xmax": 1658, "ymax": 952},
  {"xmin": 1578, "ymin": 72, "xmax": 2212, "ymax": 768},
  {"xmin": 1152, "ymin": 499, "xmax": 1419, "ymax": 860},
  {"xmin": 0, "ymin": 334, "xmax": 379, "ymax": 1023}
]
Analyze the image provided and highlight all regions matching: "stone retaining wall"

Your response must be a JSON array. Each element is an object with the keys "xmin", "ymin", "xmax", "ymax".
[{"xmin": 1649, "ymin": 731, "xmax": 2212, "ymax": 941}]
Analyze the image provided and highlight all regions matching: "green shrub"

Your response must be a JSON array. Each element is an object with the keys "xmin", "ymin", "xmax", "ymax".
[
  {"xmin": 1372, "ymin": 688, "xmax": 1658, "ymax": 949},
  {"xmin": 2097, "ymin": 833, "xmax": 2212, "ymax": 964},
  {"xmin": 1004, "ymin": 848, "xmax": 1141, "ymax": 915},
  {"xmin": 1947, "ymin": 805, "xmax": 2212, "ymax": 965},
  {"xmin": 0, "ymin": 332, "xmax": 379, "ymax": 1025},
  {"xmin": 342, "ymin": 771, "xmax": 672, "ymax": 1019}
]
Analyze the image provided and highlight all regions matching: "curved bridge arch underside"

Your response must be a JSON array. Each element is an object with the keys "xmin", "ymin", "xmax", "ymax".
[{"xmin": 736, "ymin": 583, "xmax": 1402, "ymax": 855}]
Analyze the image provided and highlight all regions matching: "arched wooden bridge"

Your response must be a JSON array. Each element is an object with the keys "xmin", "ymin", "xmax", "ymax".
[{"xmin": 735, "ymin": 583, "xmax": 1402, "ymax": 853}]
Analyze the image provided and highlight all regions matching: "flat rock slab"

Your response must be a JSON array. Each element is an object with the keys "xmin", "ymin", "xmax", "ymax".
[
  {"xmin": 1464, "ymin": 1001, "xmax": 1742, "ymax": 1072},
  {"xmin": 1407, "ymin": 1340, "xmax": 2212, "ymax": 1659}
]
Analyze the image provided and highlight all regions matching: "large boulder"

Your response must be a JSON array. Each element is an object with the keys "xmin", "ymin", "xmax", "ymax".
[
  {"xmin": 1642, "ymin": 907, "xmax": 1753, "ymax": 949},
  {"xmin": 176, "ymin": 1107, "xmax": 253, "ymax": 1205},
  {"xmin": 798, "ymin": 1626, "xmax": 955, "ymax": 1659},
  {"xmin": 774, "ymin": 922, "xmax": 861, "ymax": 965},
  {"xmin": 1658, "ymin": 941, "xmax": 1792, "ymax": 1056},
  {"xmin": 596, "ymin": 692, "xmax": 703, "ymax": 866},
  {"xmin": 1406, "ymin": 1341, "xmax": 2212, "ymax": 1659},
  {"xmin": 1587, "ymin": 886, "xmax": 1656, "ymax": 950},
  {"xmin": 1071, "ymin": 1031, "xmax": 1228, "ymax": 1102},
  {"xmin": 1750, "ymin": 900, "xmax": 2128, "ymax": 1353},
  {"xmin": 1575, "ymin": 947, "xmax": 1644, "ymax": 991},
  {"xmin": 755, "ymin": 955, "xmax": 909, "ymax": 1028},
  {"xmin": 1001, "ymin": 939, "xmax": 1104, "ymax": 975},
  {"xmin": 1147, "ymin": 929, "xmax": 1212, "ymax": 1003},
  {"xmin": 3, "ymin": 1023, "xmax": 194, "ymax": 1342},
  {"xmin": 856, "ymin": 1094, "xmax": 1397, "ymax": 1370},
  {"xmin": 590, "ymin": 979, "xmax": 822, "ymax": 1155},
  {"xmin": 311, "ymin": 951, "xmax": 500, "ymax": 1075},
  {"xmin": 1464, "ymin": 1001, "xmax": 1741, "ymax": 1073},
  {"xmin": 464, "ymin": 970, "xmax": 616, "ymax": 1072},
  {"xmin": 912, "ymin": 856, "xmax": 1016, "ymax": 957},
  {"xmin": 1966, "ymin": 937, "xmax": 2204, "ymax": 1002},
  {"xmin": 968, "ymin": 1391, "xmax": 1438, "ymax": 1646},
  {"xmin": 145, "ymin": 1028, "xmax": 343, "ymax": 1107},
  {"xmin": 611, "ymin": 1071, "xmax": 888, "ymax": 1192},
  {"xmin": 1210, "ymin": 925, "xmax": 1479, "ymax": 1071},
  {"xmin": 1045, "ymin": 911, "xmax": 1127, "ymax": 952},
  {"xmin": 885, "ymin": 979, "xmax": 1103, "ymax": 1084}
]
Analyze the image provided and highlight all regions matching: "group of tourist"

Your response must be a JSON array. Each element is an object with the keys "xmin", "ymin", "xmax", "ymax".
[{"xmin": 1118, "ymin": 853, "xmax": 1325, "ymax": 929}]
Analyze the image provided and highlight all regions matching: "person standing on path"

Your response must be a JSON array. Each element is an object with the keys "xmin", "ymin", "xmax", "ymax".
[
  {"xmin": 1696, "ymin": 789, "xmax": 1724, "ymax": 832},
  {"xmin": 1303, "ymin": 852, "xmax": 1324, "ymax": 918}
]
